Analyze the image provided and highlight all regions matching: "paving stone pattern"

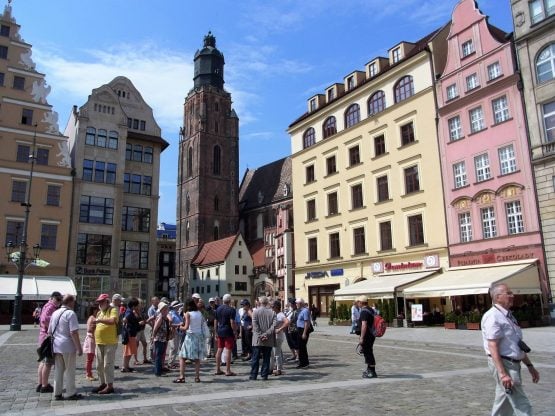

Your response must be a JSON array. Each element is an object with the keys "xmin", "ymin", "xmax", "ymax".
[{"xmin": 0, "ymin": 324, "xmax": 553, "ymax": 416}]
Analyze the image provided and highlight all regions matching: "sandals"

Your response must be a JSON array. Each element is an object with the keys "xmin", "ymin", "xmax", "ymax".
[
  {"xmin": 195, "ymin": 377, "xmax": 201, "ymax": 383},
  {"xmin": 121, "ymin": 368, "xmax": 135, "ymax": 373},
  {"xmin": 172, "ymin": 377, "xmax": 185, "ymax": 383},
  {"xmin": 214, "ymin": 370, "xmax": 225, "ymax": 375},
  {"xmin": 225, "ymin": 371, "xmax": 236, "ymax": 376}
]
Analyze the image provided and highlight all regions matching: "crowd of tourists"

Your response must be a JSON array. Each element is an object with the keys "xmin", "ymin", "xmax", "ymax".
[{"xmin": 35, "ymin": 291, "xmax": 314, "ymax": 400}]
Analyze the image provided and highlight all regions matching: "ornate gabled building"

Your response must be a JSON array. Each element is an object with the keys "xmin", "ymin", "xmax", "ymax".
[
  {"xmin": 176, "ymin": 32, "xmax": 240, "ymax": 299},
  {"xmin": 65, "ymin": 76, "xmax": 168, "ymax": 314},
  {"xmin": 0, "ymin": 2, "xmax": 73, "ymax": 321}
]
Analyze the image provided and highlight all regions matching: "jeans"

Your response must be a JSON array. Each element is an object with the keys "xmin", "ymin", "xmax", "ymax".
[
  {"xmin": 153, "ymin": 340, "xmax": 167, "ymax": 376},
  {"xmin": 250, "ymin": 346, "xmax": 272, "ymax": 379}
]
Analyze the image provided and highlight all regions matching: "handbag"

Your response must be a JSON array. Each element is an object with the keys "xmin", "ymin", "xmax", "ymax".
[
  {"xmin": 36, "ymin": 309, "xmax": 66, "ymax": 362},
  {"xmin": 307, "ymin": 321, "xmax": 314, "ymax": 334},
  {"xmin": 121, "ymin": 325, "xmax": 129, "ymax": 345}
]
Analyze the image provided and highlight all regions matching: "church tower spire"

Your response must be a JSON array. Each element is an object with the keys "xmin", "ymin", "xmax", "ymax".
[{"xmin": 176, "ymin": 33, "xmax": 239, "ymax": 299}]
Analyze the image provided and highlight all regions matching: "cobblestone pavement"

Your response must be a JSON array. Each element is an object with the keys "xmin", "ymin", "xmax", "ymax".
[{"xmin": 1, "ymin": 324, "xmax": 553, "ymax": 416}]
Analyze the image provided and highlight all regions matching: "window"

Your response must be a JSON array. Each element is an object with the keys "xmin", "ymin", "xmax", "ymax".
[
  {"xmin": 377, "ymin": 175, "xmax": 389, "ymax": 202},
  {"xmin": 353, "ymin": 227, "xmax": 366, "ymax": 255},
  {"xmin": 499, "ymin": 145, "xmax": 517, "ymax": 175},
  {"xmin": 40, "ymin": 224, "xmax": 57, "ymax": 250},
  {"xmin": 349, "ymin": 145, "xmax": 360, "ymax": 166},
  {"xmin": 326, "ymin": 155, "xmax": 336, "ymax": 175},
  {"xmin": 368, "ymin": 63, "xmax": 377, "ymax": 77},
  {"xmin": 187, "ymin": 147, "xmax": 193, "ymax": 177},
  {"xmin": 306, "ymin": 199, "xmax": 316, "ymax": 221},
  {"xmin": 21, "ymin": 108, "xmax": 33, "ymax": 125},
  {"xmin": 461, "ymin": 40, "xmax": 474, "ymax": 57},
  {"xmin": 303, "ymin": 128, "xmax": 315, "ymax": 149},
  {"xmin": 235, "ymin": 265, "xmax": 240, "ymax": 275},
  {"xmin": 142, "ymin": 176, "xmax": 152, "ymax": 196},
  {"xmin": 492, "ymin": 96, "xmax": 509, "ymax": 124},
  {"xmin": 213, "ymin": 145, "xmax": 221, "ymax": 175},
  {"xmin": 368, "ymin": 91, "xmax": 385, "ymax": 115},
  {"xmin": 329, "ymin": 232, "xmax": 340, "ymax": 258},
  {"xmin": 379, "ymin": 221, "xmax": 393, "ymax": 251},
  {"xmin": 11, "ymin": 180, "xmax": 26, "ymax": 202},
  {"xmin": 119, "ymin": 241, "xmax": 149, "ymax": 269},
  {"xmin": 347, "ymin": 76, "xmax": 355, "ymax": 90},
  {"xmin": 327, "ymin": 89, "xmax": 335, "ymax": 101},
  {"xmin": 392, "ymin": 47, "xmax": 401, "ymax": 63},
  {"xmin": 309, "ymin": 98, "xmax": 317, "ymax": 111},
  {"xmin": 214, "ymin": 196, "xmax": 219, "ymax": 211},
  {"xmin": 448, "ymin": 116, "xmax": 463, "ymax": 141},
  {"xmin": 536, "ymin": 44, "xmax": 555, "ymax": 83},
  {"xmin": 474, "ymin": 153, "xmax": 491, "ymax": 182},
  {"xmin": 408, "ymin": 214, "xmax": 424, "ymax": 246},
  {"xmin": 0, "ymin": 72, "xmax": 4, "ymax": 86},
  {"xmin": 446, "ymin": 84, "xmax": 458, "ymax": 100},
  {"xmin": 481, "ymin": 206, "xmax": 497, "ymax": 239},
  {"xmin": 351, "ymin": 184, "xmax": 363, "ymax": 209},
  {"xmin": 16, "ymin": 144, "xmax": 30, "ymax": 162},
  {"xmin": 13, "ymin": 75, "xmax": 24, "ymax": 90},
  {"xmin": 327, "ymin": 192, "xmax": 338, "ymax": 216},
  {"xmin": 131, "ymin": 174, "xmax": 141, "ymax": 194},
  {"xmin": 466, "ymin": 73, "xmax": 479, "ymax": 91},
  {"xmin": 308, "ymin": 237, "xmax": 318, "ymax": 262},
  {"xmin": 469, "ymin": 106, "xmax": 485, "ymax": 133},
  {"xmin": 106, "ymin": 163, "xmax": 116, "ymax": 184},
  {"xmin": 133, "ymin": 144, "xmax": 143, "ymax": 161},
  {"xmin": 305, "ymin": 165, "xmax": 315, "ymax": 183},
  {"xmin": 76, "ymin": 233, "xmax": 111, "ymax": 265},
  {"xmin": 83, "ymin": 159, "xmax": 93, "ymax": 181},
  {"xmin": 530, "ymin": 0, "xmax": 555, "ymax": 24},
  {"xmin": 400, "ymin": 122, "xmax": 415, "ymax": 146},
  {"xmin": 94, "ymin": 161, "xmax": 105, "ymax": 183},
  {"xmin": 374, "ymin": 134, "xmax": 386, "ymax": 156},
  {"xmin": 506, "ymin": 201, "xmax": 524, "ymax": 235},
  {"xmin": 107, "ymin": 131, "xmax": 118, "ymax": 149},
  {"xmin": 0, "ymin": 45, "xmax": 7, "ymax": 59},
  {"xmin": 79, "ymin": 196, "xmax": 114, "ymax": 224},
  {"xmin": 323, "ymin": 116, "xmax": 337, "ymax": 138},
  {"xmin": 345, "ymin": 104, "xmax": 360, "ymax": 128},
  {"xmin": 86, "ymin": 127, "xmax": 96, "ymax": 145},
  {"xmin": 235, "ymin": 282, "xmax": 247, "ymax": 291},
  {"xmin": 5, "ymin": 220, "xmax": 23, "ymax": 246},
  {"xmin": 36, "ymin": 148, "xmax": 48, "ymax": 165},
  {"xmin": 394, "ymin": 76, "xmax": 414, "ymax": 103},
  {"xmin": 46, "ymin": 185, "xmax": 61, "ymax": 206},
  {"xmin": 487, "ymin": 62, "xmax": 502, "ymax": 81},
  {"xmin": 140, "ymin": 120, "xmax": 146, "ymax": 131},
  {"xmin": 453, "ymin": 162, "xmax": 468, "ymax": 189},
  {"xmin": 404, "ymin": 166, "xmax": 420, "ymax": 194},
  {"xmin": 0, "ymin": 24, "xmax": 10, "ymax": 37},
  {"xmin": 122, "ymin": 206, "xmax": 151, "ymax": 232},
  {"xmin": 459, "ymin": 212, "xmax": 473, "ymax": 243},
  {"xmin": 96, "ymin": 129, "xmax": 107, "ymax": 147},
  {"xmin": 542, "ymin": 101, "xmax": 555, "ymax": 142}
]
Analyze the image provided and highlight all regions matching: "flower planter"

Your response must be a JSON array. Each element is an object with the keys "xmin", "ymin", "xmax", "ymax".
[
  {"xmin": 444, "ymin": 322, "xmax": 457, "ymax": 329},
  {"xmin": 466, "ymin": 322, "xmax": 480, "ymax": 330}
]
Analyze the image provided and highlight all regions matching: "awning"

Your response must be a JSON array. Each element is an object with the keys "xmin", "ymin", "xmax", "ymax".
[
  {"xmin": 0, "ymin": 275, "xmax": 77, "ymax": 301},
  {"xmin": 334, "ymin": 270, "xmax": 438, "ymax": 301},
  {"xmin": 403, "ymin": 260, "xmax": 541, "ymax": 298}
]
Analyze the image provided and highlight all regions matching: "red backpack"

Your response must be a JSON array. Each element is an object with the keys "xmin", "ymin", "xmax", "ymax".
[{"xmin": 372, "ymin": 313, "xmax": 387, "ymax": 337}]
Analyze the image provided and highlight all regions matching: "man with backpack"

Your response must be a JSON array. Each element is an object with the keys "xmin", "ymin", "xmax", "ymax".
[{"xmin": 358, "ymin": 295, "xmax": 378, "ymax": 378}]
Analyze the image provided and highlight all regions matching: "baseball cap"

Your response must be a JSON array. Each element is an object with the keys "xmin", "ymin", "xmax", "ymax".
[
  {"xmin": 208, "ymin": 297, "xmax": 216, "ymax": 302},
  {"xmin": 158, "ymin": 302, "xmax": 168, "ymax": 312},
  {"xmin": 240, "ymin": 298, "xmax": 250, "ymax": 306},
  {"xmin": 357, "ymin": 295, "xmax": 368, "ymax": 303},
  {"xmin": 192, "ymin": 293, "xmax": 201, "ymax": 299},
  {"xmin": 96, "ymin": 293, "xmax": 110, "ymax": 302},
  {"xmin": 112, "ymin": 293, "xmax": 123, "ymax": 301}
]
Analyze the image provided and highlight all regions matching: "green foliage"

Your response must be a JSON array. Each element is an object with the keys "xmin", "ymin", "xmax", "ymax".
[
  {"xmin": 337, "ymin": 303, "xmax": 350, "ymax": 320},
  {"xmin": 376, "ymin": 299, "xmax": 395, "ymax": 323},
  {"xmin": 467, "ymin": 311, "xmax": 482, "ymax": 323},
  {"xmin": 329, "ymin": 300, "xmax": 337, "ymax": 321}
]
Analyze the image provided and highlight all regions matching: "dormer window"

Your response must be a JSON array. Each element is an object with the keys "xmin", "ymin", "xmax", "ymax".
[
  {"xmin": 368, "ymin": 62, "xmax": 377, "ymax": 77},
  {"xmin": 309, "ymin": 98, "xmax": 317, "ymax": 112},
  {"xmin": 347, "ymin": 76, "xmax": 355, "ymax": 90},
  {"xmin": 461, "ymin": 40, "xmax": 474, "ymax": 58},
  {"xmin": 327, "ymin": 89, "xmax": 335, "ymax": 102},
  {"xmin": 392, "ymin": 48, "xmax": 401, "ymax": 63}
]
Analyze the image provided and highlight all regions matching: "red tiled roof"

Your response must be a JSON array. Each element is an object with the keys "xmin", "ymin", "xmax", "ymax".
[
  {"xmin": 248, "ymin": 239, "xmax": 266, "ymax": 267},
  {"xmin": 192, "ymin": 234, "xmax": 238, "ymax": 266}
]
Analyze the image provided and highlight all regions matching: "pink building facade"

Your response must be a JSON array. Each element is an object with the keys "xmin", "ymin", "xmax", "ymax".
[{"xmin": 436, "ymin": 0, "xmax": 548, "ymax": 298}]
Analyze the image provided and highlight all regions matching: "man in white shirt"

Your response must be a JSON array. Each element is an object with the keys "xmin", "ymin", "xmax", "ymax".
[
  {"xmin": 481, "ymin": 283, "xmax": 540, "ymax": 415},
  {"xmin": 48, "ymin": 294, "xmax": 82, "ymax": 401},
  {"xmin": 350, "ymin": 300, "xmax": 360, "ymax": 334}
]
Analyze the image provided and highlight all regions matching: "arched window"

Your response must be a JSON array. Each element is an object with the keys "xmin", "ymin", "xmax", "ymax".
[
  {"xmin": 213, "ymin": 145, "xmax": 221, "ymax": 175},
  {"xmin": 322, "ymin": 116, "xmax": 337, "ymax": 139},
  {"xmin": 536, "ymin": 43, "xmax": 555, "ymax": 83},
  {"xmin": 187, "ymin": 146, "xmax": 193, "ymax": 177},
  {"xmin": 303, "ymin": 127, "xmax": 316, "ymax": 149},
  {"xmin": 186, "ymin": 192, "xmax": 190, "ymax": 214},
  {"xmin": 214, "ymin": 195, "xmax": 219, "ymax": 211},
  {"xmin": 85, "ymin": 127, "xmax": 96, "ymax": 145},
  {"xmin": 345, "ymin": 104, "xmax": 360, "ymax": 128},
  {"xmin": 368, "ymin": 91, "xmax": 386, "ymax": 115},
  {"xmin": 185, "ymin": 221, "xmax": 190, "ymax": 242},
  {"xmin": 394, "ymin": 76, "xmax": 414, "ymax": 103}
]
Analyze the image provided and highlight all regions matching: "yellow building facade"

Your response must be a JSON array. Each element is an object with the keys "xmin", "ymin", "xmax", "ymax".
[{"xmin": 288, "ymin": 31, "xmax": 450, "ymax": 316}]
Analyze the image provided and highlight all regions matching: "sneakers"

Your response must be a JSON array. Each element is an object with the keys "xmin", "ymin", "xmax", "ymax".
[{"xmin": 362, "ymin": 370, "xmax": 378, "ymax": 379}]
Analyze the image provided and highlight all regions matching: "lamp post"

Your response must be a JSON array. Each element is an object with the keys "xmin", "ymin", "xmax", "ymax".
[{"xmin": 6, "ymin": 124, "xmax": 40, "ymax": 331}]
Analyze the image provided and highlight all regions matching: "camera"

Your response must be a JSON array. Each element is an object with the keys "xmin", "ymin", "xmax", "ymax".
[{"xmin": 518, "ymin": 340, "xmax": 531, "ymax": 353}]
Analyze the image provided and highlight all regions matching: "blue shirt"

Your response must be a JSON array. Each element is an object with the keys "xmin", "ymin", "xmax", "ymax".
[
  {"xmin": 215, "ymin": 304, "xmax": 236, "ymax": 338},
  {"xmin": 296, "ymin": 307, "xmax": 310, "ymax": 328}
]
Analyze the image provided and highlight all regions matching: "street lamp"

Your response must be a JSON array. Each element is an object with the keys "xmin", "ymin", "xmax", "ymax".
[{"xmin": 6, "ymin": 123, "xmax": 40, "ymax": 331}]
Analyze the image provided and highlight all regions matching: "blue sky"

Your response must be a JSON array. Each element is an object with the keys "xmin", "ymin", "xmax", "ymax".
[{"xmin": 10, "ymin": 0, "xmax": 513, "ymax": 223}]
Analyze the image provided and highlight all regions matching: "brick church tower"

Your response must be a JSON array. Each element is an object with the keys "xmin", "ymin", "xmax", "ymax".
[{"xmin": 176, "ymin": 32, "xmax": 239, "ymax": 298}]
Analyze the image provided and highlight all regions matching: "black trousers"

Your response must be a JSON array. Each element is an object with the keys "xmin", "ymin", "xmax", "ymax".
[
  {"xmin": 362, "ymin": 335, "xmax": 376, "ymax": 367},
  {"xmin": 296, "ymin": 328, "xmax": 309, "ymax": 366}
]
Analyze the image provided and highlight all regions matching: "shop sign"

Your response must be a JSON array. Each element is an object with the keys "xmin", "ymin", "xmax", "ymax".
[
  {"xmin": 306, "ymin": 271, "xmax": 326, "ymax": 278},
  {"xmin": 119, "ymin": 270, "xmax": 148, "ymax": 279},
  {"xmin": 451, "ymin": 248, "xmax": 538, "ymax": 267},
  {"xmin": 75, "ymin": 266, "xmax": 110, "ymax": 276},
  {"xmin": 384, "ymin": 261, "xmax": 423, "ymax": 272},
  {"xmin": 330, "ymin": 269, "xmax": 343, "ymax": 276}
]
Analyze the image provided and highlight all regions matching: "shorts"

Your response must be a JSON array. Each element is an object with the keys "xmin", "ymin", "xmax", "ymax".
[
  {"xmin": 217, "ymin": 336, "xmax": 234, "ymax": 350},
  {"xmin": 136, "ymin": 329, "xmax": 146, "ymax": 344},
  {"xmin": 41, "ymin": 356, "xmax": 55, "ymax": 365}
]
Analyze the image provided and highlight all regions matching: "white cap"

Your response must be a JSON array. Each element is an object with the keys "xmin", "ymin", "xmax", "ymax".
[{"xmin": 192, "ymin": 293, "xmax": 201, "ymax": 299}]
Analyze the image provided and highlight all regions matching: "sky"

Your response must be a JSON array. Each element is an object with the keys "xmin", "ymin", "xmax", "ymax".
[{"xmin": 8, "ymin": 0, "xmax": 514, "ymax": 223}]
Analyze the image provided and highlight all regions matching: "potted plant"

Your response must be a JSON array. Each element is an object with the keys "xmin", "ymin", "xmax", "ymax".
[
  {"xmin": 444, "ymin": 312, "xmax": 457, "ymax": 329},
  {"xmin": 456, "ymin": 314, "xmax": 468, "ymax": 330},
  {"xmin": 466, "ymin": 311, "xmax": 482, "ymax": 330}
]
